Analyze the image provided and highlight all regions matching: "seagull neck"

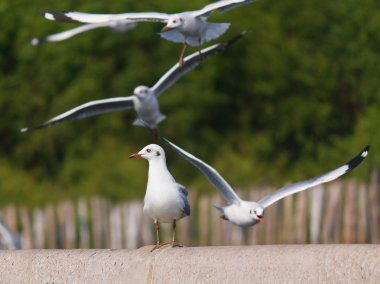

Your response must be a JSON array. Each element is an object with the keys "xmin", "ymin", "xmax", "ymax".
[{"xmin": 148, "ymin": 158, "xmax": 168, "ymax": 171}]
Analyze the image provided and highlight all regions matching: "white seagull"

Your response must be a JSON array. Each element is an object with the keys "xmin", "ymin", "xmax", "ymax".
[
  {"xmin": 41, "ymin": 0, "xmax": 256, "ymax": 65},
  {"xmin": 21, "ymin": 32, "xmax": 244, "ymax": 135},
  {"xmin": 129, "ymin": 144, "xmax": 190, "ymax": 251},
  {"xmin": 160, "ymin": 136, "xmax": 369, "ymax": 227},
  {"xmin": 31, "ymin": 20, "xmax": 137, "ymax": 45}
]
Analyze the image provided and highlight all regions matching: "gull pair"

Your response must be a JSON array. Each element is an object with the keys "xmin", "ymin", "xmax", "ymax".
[
  {"xmin": 21, "ymin": 33, "xmax": 244, "ymax": 135},
  {"xmin": 41, "ymin": 0, "xmax": 256, "ymax": 65}
]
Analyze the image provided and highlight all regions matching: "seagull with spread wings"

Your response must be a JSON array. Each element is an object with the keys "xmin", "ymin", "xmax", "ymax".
[
  {"xmin": 21, "ymin": 33, "xmax": 244, "ymax": 135},
  {"xmin": 31, "ymin": 20, "xmax": 137, "ymax": 45},
  {"xmin": 41, "ymin": 0, "xmax": 256, "ymax": 65},
  {"xmin": 160, "ymin": 136, "xmax": 369, "ymax": 227}
]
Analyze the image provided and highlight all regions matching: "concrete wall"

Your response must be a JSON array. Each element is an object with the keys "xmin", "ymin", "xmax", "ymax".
[{"xmin": 0, "ymin": 245, "xmax": 379, "ymax": 283}]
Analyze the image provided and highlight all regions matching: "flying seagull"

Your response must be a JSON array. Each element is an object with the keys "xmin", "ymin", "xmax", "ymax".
[
  {"xmin": 21, "ymin": 32, "xmax": 244, "ymax": 135},
  {"xmin": 41, "ymin": 0, "xmax": 256, "ymax": 65},
  {"xmin": 160, "ymin": 136, "xmax": 369, "ymax": 227},
  {"xmin": 31, "ymin": 20, "xmax": 137, "ymax": 45},
  {"xmin": 129, "ymin": 144, "xmax": 190, "ymax": 251}
]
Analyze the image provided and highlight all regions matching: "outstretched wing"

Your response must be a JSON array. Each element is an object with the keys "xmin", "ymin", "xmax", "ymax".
[
  {"xmin": 152, "ymin": 32, "xmax": 245, "ymax": 97},
  {"xmin": 258, "ymin": 146, "xmax": 370, "ymax": 208},
  {"xmin": 194, "ymin": 0, "xmax": 257, "ymax": 18},
  {"xmin": 32, "ymin": 21, "xmax": 137, "ymax": 45},
  {"xmin": 32, "ymin": 22, "xmax": 113, "ymax": 45},
  {"xmin": 160, "ymin": 136, "xmax": 241, "ymax": 205},
  {"xmin": 21, "ymin": 97, "xmax": 135, "ymax": 132},
  {"xmin": 41, "ymin": 11, "xmax": 169, "ymax": 24}
]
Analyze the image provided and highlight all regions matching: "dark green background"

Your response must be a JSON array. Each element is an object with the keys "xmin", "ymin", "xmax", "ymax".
[{"xmin": 0, "ymin": 0, "xmax": 378, "ymax": 206}]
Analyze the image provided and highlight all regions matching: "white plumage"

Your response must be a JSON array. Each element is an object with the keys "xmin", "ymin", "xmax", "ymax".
[
  {"xmin": 161, "ymin": 136, "xmax": 369, "ymax": 227},
  {"xmin": 41, "ymin": 0, "xmax": 255, "ymax": 64},
  {"xmin": 21, "ymin": 33, "xmax": 243, "ymax": 134},
  {"xmin": 129, "ymin": 144, "xmax": 190, "ymax": 251}
]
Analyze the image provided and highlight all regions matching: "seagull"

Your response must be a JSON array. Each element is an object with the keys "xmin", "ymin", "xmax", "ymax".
[
  {"xmin": 129, "ymin": 144, "xmax": 190, "ymax": 251},
  {"xmin": 41, "ymin": 0, "xmax": 256, "ymax": 65},
  {"xmin": 21, "ymin": 32, "xmax": 244, "ymax": 135},
  {"xmin": 160, "ymin": 136, "xmax": 369, "ymax": 227},
  {"xmin": 31, "ymin": 20, "xmax": 137, "ymax": 45}
]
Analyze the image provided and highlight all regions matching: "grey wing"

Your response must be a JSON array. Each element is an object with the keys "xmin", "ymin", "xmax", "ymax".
[
  {"xmin": 161, "ymin": 136, "xmax": 241, "ymax": 205},
  {"xmin": 177, "ymin": 183, "xmax": 190, "ymax": 216},
  {"xmin": 151, "ymin": 32, "xmax": 245, "ymax": 97},
  {"xmin": 21, "ymin": 97, "xmax": 135, "ymax": 132},
  {"xmin": 194, "ymin": 0, "xmax": 256, "ymax": 17},
  {"xmin": 41, "ymin": 11, "xmax": 169, "ymax": 24},
  {"xmin": 258, "ymin": 146, "xmax": 370, "ymax": 208}
]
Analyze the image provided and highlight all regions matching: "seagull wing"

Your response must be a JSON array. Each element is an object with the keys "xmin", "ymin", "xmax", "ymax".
[
  {"xmin": 258, "ymin": 146, "xmax": 370, "ymax": 208},
  {"xmin": 41, "ymin": 11, "xmax": 169, "ymax": 24},
  {"xmin": 194, "ymin": 0, "xmax": 257, "ymax": 17},
  {"xmin": 152, "ymin": 32, "xmax": 244, "ymax": 97},
  {"xmin": 160, "ymin": 136, "xmax": 241, "ymax": 205},
  {"xmin": 32, "ymin": 22, "xmax": 115, "ymax": 45},
  {"xmin": 21, "ymin": 97, "xmax": 135, "ymax": 132},
  {"xmin": 177, "ymin": 183, "xmax": 190, "ymax": 217}
]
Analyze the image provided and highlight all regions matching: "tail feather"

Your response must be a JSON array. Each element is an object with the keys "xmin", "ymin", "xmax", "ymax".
[
  {"xmin": 214, "ymin": 205, "xmax": 228, "ymax": 220},
  {"xmin": 159, "ymin": 30, "xmax": 185, "ymax": 44},
  {"xmin": 204, "ymin": 23, "xmax": 231, "ymax": 43}
]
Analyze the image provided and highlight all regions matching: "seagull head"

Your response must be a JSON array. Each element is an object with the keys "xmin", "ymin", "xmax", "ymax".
[
  {"xmin": 247, "ymin": 203, "xmax": 264, "ymax": 223},
  {"xmin": 162, "ymin": 15, "xmax": 183, "ymax": 32},
  {"xmin": 133, "ymin": 86, "xmax": 151, "ymax": 100},
  {"xmin": 129, "ymin": 144, "xmax": 165, "ymax": 161}
]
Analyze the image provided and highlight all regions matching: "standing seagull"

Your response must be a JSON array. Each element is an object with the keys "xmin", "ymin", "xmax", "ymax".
[
  {"xmin": 41, "ymin": 0, "xmax": 256, "ymax": 65},
  {"xmin": 21, "ymin": 32, "xmax": 244, "ymax": 134},
  {"xmin": 161, "ymin": 136, "xmax": 369, "ymax": 227},
  {"xmin": 31, "ymin": 20, "xmax": 137, "ymax": 45},
  {"xmin": 129, "ymin": 144, "xmax": 190, "ymax": 251}
]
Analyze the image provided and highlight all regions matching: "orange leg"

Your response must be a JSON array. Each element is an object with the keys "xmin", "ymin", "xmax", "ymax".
[
  {"xmin": 198, "ymin": 38, "xmax": 203, "ymax": 62},
  {"xmin": 179, "ymin": 43, "xmax": 187, "ymax": 66},
  {"xmin": 150, "ymin": 128, "xmax": 158, "ymax": 140},
  {"xmin": 151, "ymin": 221, "xmax": 161, "ymax": 252},
  {"xmin": 171, "ymin": 219, "xmax": 184, "ymax": 248}
]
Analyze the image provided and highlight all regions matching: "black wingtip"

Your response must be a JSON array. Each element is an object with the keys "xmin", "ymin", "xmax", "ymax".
[
  {"xmin": 40, "ymin": 11, "xmax": 80, "ymax": 23},
  {"xmin": 221, "ymin": 30, "xmax": 246, "ymax": 48},
  {"xmin": 20, "ymin": 121, "xmax": 53, "ymax": 132},
  {"xmin": 20, "ymin": 125, "xmax": 40, "ymax": 133},
  {"xmin": 347, "ymin": 145, "xmax": 370, "ymax": 170},
  {"xmin": 158, "ymin": 135, "xmax": 167, "ymax": 143}
]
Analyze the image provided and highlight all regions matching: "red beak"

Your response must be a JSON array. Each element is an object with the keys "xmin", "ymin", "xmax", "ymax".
[
  {"xmin": 129, "ymin": 153, "xmax": 141, "ymax": 159},
  {"xmin": 161, "ymin": 26, "xmax": 172, "ymax": 32},
  {"xmin": 257, "ymin": 215, "xmax": 264, "ymax": 223}
]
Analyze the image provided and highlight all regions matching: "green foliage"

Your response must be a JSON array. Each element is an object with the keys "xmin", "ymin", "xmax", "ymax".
[{"xmin": 0, "ymin": 0, "xmax": 378, "ymax": 206}]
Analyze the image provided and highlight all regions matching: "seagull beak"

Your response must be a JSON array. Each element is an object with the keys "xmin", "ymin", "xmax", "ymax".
[
  {"xmin": 161, "ymin": 26, "xmax": 172, "ymax": 32},
  {"xmin": 257, "ymin": 215, "xmax": 264, "ymax": 223},
  {"xmin": 129, "ymin": 153, "xmax": 141, "ymax": 159}
]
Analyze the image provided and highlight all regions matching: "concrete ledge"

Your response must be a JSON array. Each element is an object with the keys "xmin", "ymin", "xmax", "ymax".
[{"xmin": 0, "ymin": 245, "xmax": 379, "ymax": 283}]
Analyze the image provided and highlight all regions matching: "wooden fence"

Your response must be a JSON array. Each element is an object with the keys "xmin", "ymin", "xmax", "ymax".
[{"xmin": 0, "ymin": 172, "xmax": 379, "ymax": 249}]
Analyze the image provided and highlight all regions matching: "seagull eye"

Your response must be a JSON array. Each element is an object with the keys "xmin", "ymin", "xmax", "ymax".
[
  {"xmin": 254, "ymin": 210, "xmax": 257, "ymax": 214},
  {"xmin": 146, "ymin": 149, "xmax": 151, "ymax": 153}
]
